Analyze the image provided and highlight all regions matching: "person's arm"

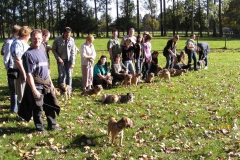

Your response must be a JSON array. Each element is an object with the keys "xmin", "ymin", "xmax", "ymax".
[
  {"xmin": 15, "ymin": 56, "xmax": 26, "ymax": 81},
  {"xmin": 4, "ymin": 40, "xmax": 11, "ymax": 70},
  {"xmin": 52, "ymin": 37, "xmax": 63, "ymax": 63},
  {"xmin": 70, "ymin": 38, "xmax": 76, "ymax": 68}
]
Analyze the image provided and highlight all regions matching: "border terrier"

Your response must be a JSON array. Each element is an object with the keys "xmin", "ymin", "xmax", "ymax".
[
  {"xmin": 108, "ymin": 117, "xmax": 133, "ymax": 146},
  {"xmin": 81, "ymin": 85, "xmax": 103, "ymax": 96}
]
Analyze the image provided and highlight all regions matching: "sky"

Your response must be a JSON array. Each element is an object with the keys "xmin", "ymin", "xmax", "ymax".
[{"xmin": 89, "ymin": 0, "xmax": 171, "ymax": 21}]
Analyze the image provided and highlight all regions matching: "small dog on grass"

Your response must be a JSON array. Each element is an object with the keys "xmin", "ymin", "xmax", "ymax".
[
  {"xmin": 102, "ymin": 94, "xmax": 119, "ymax": 103},
  {"xmin": 174, "ymin": 69, "xmax": 188, "ymax": 76},
  {"xmin": 197, "ymin": 60, "xmax": 205, "ymax": 69},
  {"xmin": 158, "ymin": 69, "xmax": 171, "ymax": 81},
  {"xmin": 123, "ymin": 74, "xmax": 132, "ymax": 86},
  {"xmin": 60, "ymin": 83, "xmax": 71, "ymax": 100},
  {"xmin": 131, "ymin": 73, "xmax": 142, "ymax": 86},
  {"xmin": 145, "ymin": 72, "xmax": 154, "ymax": 83},
  {"xmin": 81, "ymin": 85, "xmax": 103, "ymax": 96},
  {"xmin": 118, "ymin": 93, "xmax": 134, "ymax": 103},
  {"xmin": 108, "ymin": 117, "xmax": 133, "ymax": 146}
]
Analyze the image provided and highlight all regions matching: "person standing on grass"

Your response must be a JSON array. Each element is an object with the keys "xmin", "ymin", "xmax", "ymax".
[
  {"xmin": 120, "ymin": 28, "xmax": 136, "ymax": 48},
  {"xmin": 142, "ymin": 34, "xmax": 152, "ymax": 79},
  {"xmin": 196, "ymin": 42, "xmax": 210, "ymax": 69},
  {"xmin": 11, "ymin": 26, "xmax": 32, "ymax": 105},
  {"xmin": 163, "ymin": 35, "xmax": 179, "ymax": 69},
  {"xmin": 52, "ymin": 27, "xmax": 76, "ymax": 93},
  {"xmin": 81, "ymin": 34, "xmax": 96, "ymax": 91},
  {"xmin": 3, "ymin": 25, "xmax": 21, "ymax": 113},
  {"xmin": 107, "ymin": 29, "xmax": 121, "ymax": 63},
  {"xmin": 185, "ymin": 34, "xmax": 198, "ymax": 71},
  {"xmin": 122, "ymin": 38, "xmax": 135, "ymax": 75},
  {"xmin": 40, "ymin": 29, "xmax": 52, "ymax": 68},
  {"xmin": 134, "ymin": 34, "xmax": 144, "ymax": 75},
  {"xmin": 20, "ymin": 29, "xmax": 60, "ymax": 132}
]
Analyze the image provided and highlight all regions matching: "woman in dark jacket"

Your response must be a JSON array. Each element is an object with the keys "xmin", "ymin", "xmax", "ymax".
[{"xmin": 163, "ymin": 35, "xmax": 179, "ymax": 69}]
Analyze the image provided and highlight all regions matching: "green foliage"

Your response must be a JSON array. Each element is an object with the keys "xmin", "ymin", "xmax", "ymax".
[{"xmin": 0, "ymin": 38, "xmax": 240, "ymax": 159}]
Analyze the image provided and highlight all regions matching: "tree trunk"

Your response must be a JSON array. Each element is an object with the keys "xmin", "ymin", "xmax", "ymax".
[
  {"xmin": 172, "ymin": 0, "xmax": 175, "ymax": 36},
  {"xmin": 137, "ymin": 0, "xmax": 140, "ymax": 35},
  {"xmin": 207, "ymin": 0, "xmax": 209, "ymax": 37},
  {"xmin": 198, "ymin": 0, "xmax": 203, "ymax": 37},
  {"xmin": 213, "ymin": 0, "xmax": 217, "ymax": 37},
  {"xmin": 218, "ymin": 0, "xmax": 223, "ymax": 36},
  {"xmin": 160, "ymin": 0, "xmax": 163, "ymax": 36},
  {"xmin": 106, "ymin": 0, "xmax": 109, "ymax": 37},
  {"xmin": 163, "ymin": 0, "xmax": 166, "ymax": 36}
]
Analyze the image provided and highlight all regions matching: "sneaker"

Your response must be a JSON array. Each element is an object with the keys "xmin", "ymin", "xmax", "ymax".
[
  {"xmin": 204, "ymin": 66, "xmax": 208, "ymax": 70},
  {"xmin": 48, "ymin": 126, "xmax": 62, "ymax": 131}
]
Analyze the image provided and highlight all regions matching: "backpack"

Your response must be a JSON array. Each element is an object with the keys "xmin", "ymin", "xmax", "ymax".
[{"xmin": 1, "ymin": 40, "xmax": 6, "ymax": 56}]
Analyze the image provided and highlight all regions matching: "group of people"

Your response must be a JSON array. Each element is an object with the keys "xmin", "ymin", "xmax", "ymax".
[
  {"xmin": 3, "ymin": 25, "xmax": 210, "ymax": 132},
  {"xmin": 163, "ymin": 34, "xmax": 210, "ymax": 71},
  {"xmin": 3, "ymin": 26, "xmax": 76, "ymax": 132},
  {"xmin": 81, "ymin": 28, "xmax": 210, "ymax": 91}
]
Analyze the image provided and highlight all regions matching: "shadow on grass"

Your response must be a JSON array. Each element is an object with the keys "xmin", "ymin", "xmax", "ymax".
[{"xmin": 67, "ymin": 134, "xmax": 106, "ymax": 151}]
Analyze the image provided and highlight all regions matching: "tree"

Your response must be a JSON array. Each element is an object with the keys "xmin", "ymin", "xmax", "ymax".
[
  {"xmin": 119, "ymin": 0, "xmax": 135, "ymax": 34},
  {"xmin": 144, "ymin": 0, "xmax": 158, "ymax": 36}
]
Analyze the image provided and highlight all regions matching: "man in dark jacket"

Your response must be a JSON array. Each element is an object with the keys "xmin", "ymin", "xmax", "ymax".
[
  {"xmin": 20, "ymin": 29, "xmax": 60, "ymax": 132},
  {"xmin": 196, "ymin": 42, "xmax": 210, "ymax": 69}
]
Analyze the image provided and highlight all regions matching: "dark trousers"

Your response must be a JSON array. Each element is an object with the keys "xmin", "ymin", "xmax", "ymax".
[
  {"xmin": 7, "ymin": 76, "xmax": 18, "ymax": 113},
  {"xmin": 142, "ymin": 62, "xmax": 151, "ymax": 79},
  {"xmin": 187, "ymin": 49, "xmax": 197, "ymax": 70},
  {"xmin": 33, "ymin": 89, "xmax": 56, "ymax": 131},
  {"xmin": 164, "ymin": 54, "xmax": 174, "ymax": 69}
]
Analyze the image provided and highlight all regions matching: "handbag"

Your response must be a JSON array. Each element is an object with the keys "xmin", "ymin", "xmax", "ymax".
[{"xmin": 7, "ymin": 68, "xmax": 19, "ymax": 79}]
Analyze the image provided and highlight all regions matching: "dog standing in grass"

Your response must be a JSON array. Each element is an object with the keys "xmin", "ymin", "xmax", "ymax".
[{"xmin": 108, "ymin": 117, "xmax": 133, "ymax": 146}]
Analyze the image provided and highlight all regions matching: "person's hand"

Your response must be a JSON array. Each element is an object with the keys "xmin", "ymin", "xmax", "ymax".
[
  {"xmin": 22, "ymin": 73, "xmax": 27, "ymax": 82},
  {"xmin": 70, "ymin": 64, "xmax": 74, "ymax": 69},
  {"xmin": 32, "ymin": 89, "xmax": 41, "ymax": 99},
  {"xmin": 58, "ymin": 57, "xmax": 63, "ymax": 63}
]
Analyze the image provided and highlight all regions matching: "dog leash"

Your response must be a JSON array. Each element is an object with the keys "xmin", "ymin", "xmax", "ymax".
[{"xmin": 43, "ymin": 103, "xmax": 60, "ymax": 110}]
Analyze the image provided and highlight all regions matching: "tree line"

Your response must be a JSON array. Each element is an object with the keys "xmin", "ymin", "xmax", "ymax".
[{"xmin": 0, "ymin": 0, "xmax": 238, "ymax": 38}]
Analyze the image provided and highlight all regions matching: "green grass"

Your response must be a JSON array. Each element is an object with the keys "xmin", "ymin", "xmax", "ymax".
[{"xmin": 0, "ymin": 38, "xmax": 239, "ymax": 159}]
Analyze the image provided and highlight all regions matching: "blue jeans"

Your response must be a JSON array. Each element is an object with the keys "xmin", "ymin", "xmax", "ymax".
[
  {"xmin": 164, "ymin": 54, "xmax": 174, "ymax": 69},
  {"xmin": 187, "ymin": 49, "xmax": 197, "ymax": 70},
  {"xmin": 8, "ymin": 76, "xmax": 18, "ymax": 113},
  {"xmin": 123, "ymin": 60, "xmax": 135, "ymax": 74},
  {"xmin": 57, "ymin": 60, "xmax": 73, "ymax": 89},
  {"xmin": 135, "ymin": 58, "xmax": 143, "ymax": 74}
]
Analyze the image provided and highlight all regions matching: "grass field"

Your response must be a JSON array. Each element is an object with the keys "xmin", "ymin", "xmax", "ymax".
[{"xmin": 0, "ymin": 38, "xmax": 239, "ymax": 159}]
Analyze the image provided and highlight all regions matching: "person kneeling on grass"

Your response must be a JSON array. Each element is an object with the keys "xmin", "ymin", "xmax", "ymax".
[
  {"xmin": 93, "ymin": 55, "xmax": 112, "ymax": 88},
  {"xmin": 111, "ymin": 54, "xmax": 128, "ymax": 85},
  {"xmin": 173, "ymin": 50, "xmax": 189, "ymax": 70},
  {"xmin": 18, "ymin": 29, "xmax": 61, "ymax": 132}
]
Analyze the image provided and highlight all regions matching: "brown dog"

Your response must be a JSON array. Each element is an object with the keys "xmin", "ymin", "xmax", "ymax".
[
  {"xmin": 108, "ymin": 117, "xmax": 133, "ymax": 146},
  {"xmin": 158, "ymin": 69, "xmax": 171, "ymax": 81},
  {"xmin": 118, "ymin": 93, "xmax": 134, "ymax": 103},
  {"xmin": 123, "ymin": 74, "xmax": 132, "ymax": 86},
  {"xmin": 60, "ymin": 83, "xmax": 71, "ymax": 100},
  {"xmin": 102, "ymin": 94, "xmax": 119, "ymax": 103},
  {"xmin": 81, "ymin": 85, "xmax": 103, "ymax": 96},
  {"xmin": 145, "ymin": 72, "xmax": 154, "ymax": 83},
  {"xmin": 174, "ymin": 69, "xmax": 187, "ymax": 76},
  {"xmin": 131, "ymin": 73, "xmax": 142, "ymax": 86}
]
